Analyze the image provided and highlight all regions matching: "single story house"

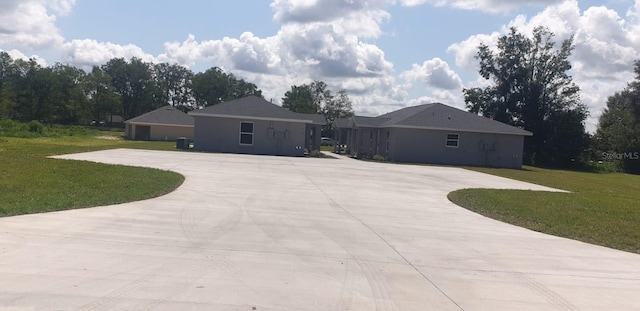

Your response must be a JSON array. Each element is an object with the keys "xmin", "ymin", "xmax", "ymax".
[
  {"xmin": 124, "ymin": 106, "xmax": 194, "ymax": 141},
  {"xmin": 188, "ymin": 96, "xmax": 325, "ymax": 156},
  {"xmin": 334, "ymin": 103, "xmax": 532, "ymax": 168}
]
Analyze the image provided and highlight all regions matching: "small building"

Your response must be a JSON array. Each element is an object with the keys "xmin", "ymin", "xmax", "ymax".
[
  {"xmin": 189, "ymin": 96, "xmax": 325, "ymax": 156},
  {"xmin": 335, "ymin": 103, "xmax": 532, "ymax": 168},
  {"xmin": 124, "ymin": 106, "xmax": 194, "ymax": 141}
]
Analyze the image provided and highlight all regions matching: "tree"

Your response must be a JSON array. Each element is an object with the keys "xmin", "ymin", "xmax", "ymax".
[
  {"xmin": 154, "ymin": 63, "xmax": 195, "ymax": 111},
  {"xmin": 322, "ymin": 89, "xmax": 354, "ymax": 136},
  {"xmin": 282, "ymin": 85, "xmax": 315, "ymax": 113},
  {"xmin": 84, "ymin": 66, "xmax": 121, "ymax": 123},
  {"xmin": 282, "ymin": 81, "xmax": 354, "ymax": 137},
  {"xmin": 0, "ymin": 52, "xmax": 17, "ymax": 118},
  {"xmin": 464, "ymin": 26, "xmax": 588, "ymax": 166},
  {"xmin": 49, "ymin": 63, "xmax": 88, "ymax": 124},
  {"xmin": 102, "ymin": 57, "xmax": 159, "ymax": 120},
  {"xmin": 192, "ymin": 67, "xmax": 262, "ymax": 107},
  {"xmin": 594, "ymin": 60, "xmax": 640, "ymax": 174},
  {"xmin": 11, "ymin": 58, "xmax": 54, "ymax": 122}
]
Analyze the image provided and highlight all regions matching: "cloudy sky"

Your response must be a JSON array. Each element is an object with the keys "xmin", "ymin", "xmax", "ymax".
[{"xmin": 1, "ymin": 0, "xmax": 639, "ymax": 131}]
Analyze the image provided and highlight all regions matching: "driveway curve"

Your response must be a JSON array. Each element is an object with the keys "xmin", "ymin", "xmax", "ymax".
[{"xmin": 1, "ymin": 148, "xmax": 638, "ymax": 310}]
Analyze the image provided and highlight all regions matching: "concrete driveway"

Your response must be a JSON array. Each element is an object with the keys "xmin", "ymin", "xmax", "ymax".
[{"xmin": 1, "ymin": 149, "xmax": 639, "ymax": 310}]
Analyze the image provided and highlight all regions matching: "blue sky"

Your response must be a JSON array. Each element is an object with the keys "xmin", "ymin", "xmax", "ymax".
[{"xmin": 1, "ymin": 0, "xmax": 640, "ymax": 131}]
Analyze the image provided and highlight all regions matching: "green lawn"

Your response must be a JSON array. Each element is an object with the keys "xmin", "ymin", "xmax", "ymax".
[
  {"xmin": 448, "ymin": 166, "xmax": 640, "ymax": 253},
  {"xmin": 0, "ymin": 130, "xmax": 184, "ymax": 217}
]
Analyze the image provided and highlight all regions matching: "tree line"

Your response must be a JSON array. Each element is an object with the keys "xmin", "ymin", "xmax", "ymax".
[
  {"xmin": 465, "ymin": 26, "xmax": 640, "ymax": 173},
  {"xmin": 0, "ymin": 52, "xmax": 354, "ymax": 139},
  {"xmin": 0, "ymin": 52, "xmax": 262, "ymax": 124}
]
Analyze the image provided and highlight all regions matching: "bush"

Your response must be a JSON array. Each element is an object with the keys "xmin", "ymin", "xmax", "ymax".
[
  {"xmin": 372, "ymin": 154, "xmax": 387, "ymax": 162},
  {"xmin": 0, "ymin": 120, "xmax": 100, "ymax": 138},
  {"xmin": 308, "ymin": 149, "xmax": 322, "ymax": 157},
  {"xmin": 0, "ymin": 119, "xmax": 18, "ymax": 132},
  {"xmin": 582, "ymin": 161, "xmax": 624, "ymax": 173},
  {"xmin": 27, "ymin": 120, "xmax": 44, "ymax": 134}
]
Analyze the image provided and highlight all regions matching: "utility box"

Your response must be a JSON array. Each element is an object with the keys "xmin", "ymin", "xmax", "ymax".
[{"xmin": 176, "ymin": 137, "xmax": 190, "ymax": 150}]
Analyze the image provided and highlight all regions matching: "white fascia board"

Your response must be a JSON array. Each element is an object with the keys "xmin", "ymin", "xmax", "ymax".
[
  {"xmin": 125, "ymin": 121, "xmax": 194, "ymax": 128},
  {"xmin": 190, "ymin": 112, "xmax": 312, "ymax": 124},
  {"xmin": 384, "ymin": 125, "xmax": 533, "ymax": 136}
]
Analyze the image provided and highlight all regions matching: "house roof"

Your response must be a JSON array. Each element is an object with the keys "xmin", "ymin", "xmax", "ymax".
[
  {"xmin": 189, "ymin": 96, "xmax": 326, "ymax": 125},
  {"xmin": 125, "ymin": 106, "xmax": 194, "ymax": 127},
  {"xmin": 334, "ymin": 118, "xmax": 351, "ymax": 129},
  {"xmin": 336, "ymin": 103, "xmax": 532, "ymax": 136}
]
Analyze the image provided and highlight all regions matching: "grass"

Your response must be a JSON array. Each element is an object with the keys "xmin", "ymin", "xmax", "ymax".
[
  {"xmin": 0, "ymin": 127, "xmax": 185, "ymax": 217},
  {"xmin": 448, "ymin": 166, "xmax": 640, "ymax": 253}
]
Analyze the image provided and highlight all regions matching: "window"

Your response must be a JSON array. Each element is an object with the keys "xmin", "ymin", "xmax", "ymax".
[
  {"xmin": 240, "ymin": 122, "xmax": 254, "ymax": 145},
  {"xmin": 446, "ymin": 133, "xmax": 459, "ymax": 148}
]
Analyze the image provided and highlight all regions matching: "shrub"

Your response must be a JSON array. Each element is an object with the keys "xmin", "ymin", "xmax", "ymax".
[
  {"xmin": 372, "ymin": 154, "xmax": 387, "ymax": 162},
  {"xmin": 308, "ymin": 149, "xmax": 322, "ymax": 157},
  {"xmin": 582, "ymin": 161, "xmax": 624, "ymax": 173},
  {"xmin": 0, "ymin": 119, "xmax": 18, "ymax": 132},
  {"xmin": 27, "ymin": 120, "xmax": 44, "ymax": 134}
]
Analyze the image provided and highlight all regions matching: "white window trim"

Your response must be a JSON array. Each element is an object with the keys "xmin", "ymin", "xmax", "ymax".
[
  {"xmin": 239, "ymin": 121, "xmax": 254, "ymax": 146},
  {"xmin": 446, "ymin": 133, "xmax": 459, "ymax": 148}
]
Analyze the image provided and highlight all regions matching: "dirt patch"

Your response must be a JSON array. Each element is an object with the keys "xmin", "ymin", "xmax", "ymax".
[{"xmin": 95, "ymin": 135, "xmax": 120, "ymax": 140}]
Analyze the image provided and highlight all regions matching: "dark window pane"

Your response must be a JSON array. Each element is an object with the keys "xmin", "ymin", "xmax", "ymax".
[
  {"xmin": 240, "ymin": 133, "xmax": 253, "ymax": 145},
  {"xmin": 447, "ymin": 134, "xmax": 458, "ymax": 140},
  {"xmin": 446, "ymin": 140, "xmax": 458, "ymax": 147},
  {"xmin": 240, "ymin": 122, "xmax": 253, "ymax": 133}
]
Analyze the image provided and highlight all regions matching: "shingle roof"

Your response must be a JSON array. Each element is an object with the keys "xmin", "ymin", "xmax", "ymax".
[
  {"xmin": 334, "ymin": 118, "xmax": 351, "ymax": 129},
  {"xmin": 335, "ymin": 103, "xmax": 532, "ymax": 136},
  {"xmin": 125, "ymin": 106, "xmax": 194, "ymax": 126},
  {"xmin": 353, "ymin": 116, "xmax": 389, "ymax": 127},
  {"xmin": 189, "ymin": 96, "xmax": 325, "ymax": 125}
]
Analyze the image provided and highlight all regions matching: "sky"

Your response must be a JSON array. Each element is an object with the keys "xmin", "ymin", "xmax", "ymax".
[{"xmin": 1, "ymin": 0, "xmax": 640, "ymax": 132}]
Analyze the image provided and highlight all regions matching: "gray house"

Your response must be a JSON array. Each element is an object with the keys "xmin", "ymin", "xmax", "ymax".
[
  {"xmin": 335, "ymin": 103, "xmax": 532, "ymax": 168},
  {"xmin": 125, "ymin": 106, "xmax": 194, "ymax": 141},
  {"xmin": 189, "ymin": 96, "xmax": 325, "ymax": 156}
]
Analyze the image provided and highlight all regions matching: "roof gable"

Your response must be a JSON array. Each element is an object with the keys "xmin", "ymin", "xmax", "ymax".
[
  {"xmin": 189, "ymin": 96, "xmax": 325, "ymax": 124},
  {"xmin": 337, "ymin": 103, "xmax": 531, "ymax": 136},
  {"xmin": 390, "ymin": 103, "xmax": 531, "ymax": 136},
  {"xmin": 125, "ymin": 106, "xmax": 194, "ymax": 126}
]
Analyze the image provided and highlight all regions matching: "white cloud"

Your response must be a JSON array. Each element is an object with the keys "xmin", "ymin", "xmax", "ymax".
[
  {"xmin": 447, "ymin": 32, "xmax": 501, "ymax": 70},
  {"xmin": 200, "ymin": 32, "xmax": 284, "ymax": 75},
  {"xmin": 0, "ymin": 0, "xmax": 68, "ymax": 50},
  {"xmin": 157, "ymin": 34, "xmax": 202, "ymax": 68},
  {"xmin": 61, "ymin": 39, "xmax": 157, "ymax": 69},
  {"xmin": 402, "ymin": 58, "xmax": 463, "ymax": 90},
  {"xmin": 400, "ymin": 0, "xmax": 562, "ymax": 14},
  {"xmin": 41, "ymin": 0, "xmax": 76, "ymax": 15}
]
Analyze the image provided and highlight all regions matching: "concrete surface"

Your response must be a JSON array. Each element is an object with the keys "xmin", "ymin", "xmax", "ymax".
[{"xmin": 0, "ymin": 149, "xmax": 638, "ymax": 310}]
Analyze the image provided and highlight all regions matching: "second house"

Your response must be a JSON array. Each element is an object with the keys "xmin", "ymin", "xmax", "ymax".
[{"xmin": 189, "ymin": 96, "xmax": 325, "ymax": 156}]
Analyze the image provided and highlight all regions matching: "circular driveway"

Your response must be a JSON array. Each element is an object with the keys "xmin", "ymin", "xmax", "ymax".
[{"xmin": 1, "ymin": 149, "xmax": 639, "ymax": 310}]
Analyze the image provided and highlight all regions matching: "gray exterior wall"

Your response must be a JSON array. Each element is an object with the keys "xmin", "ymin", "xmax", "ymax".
[
  {"xmin": 193, "ymin": 116, "xmax": 308, "ymax": 156},
  {"xmin": 125, "ymin": 123, "xmax": 194, "ymax": 141},
  {"xmin": 386, "ymin": 128, "xmax": 524, "ymax": 168},
  {"xmin": 349, "ymin": 127, "xmax": 382, "ymax": 158},
  {"xmin": 305, "ymin": 124, "xmax": 322, "ymax": 151}
]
